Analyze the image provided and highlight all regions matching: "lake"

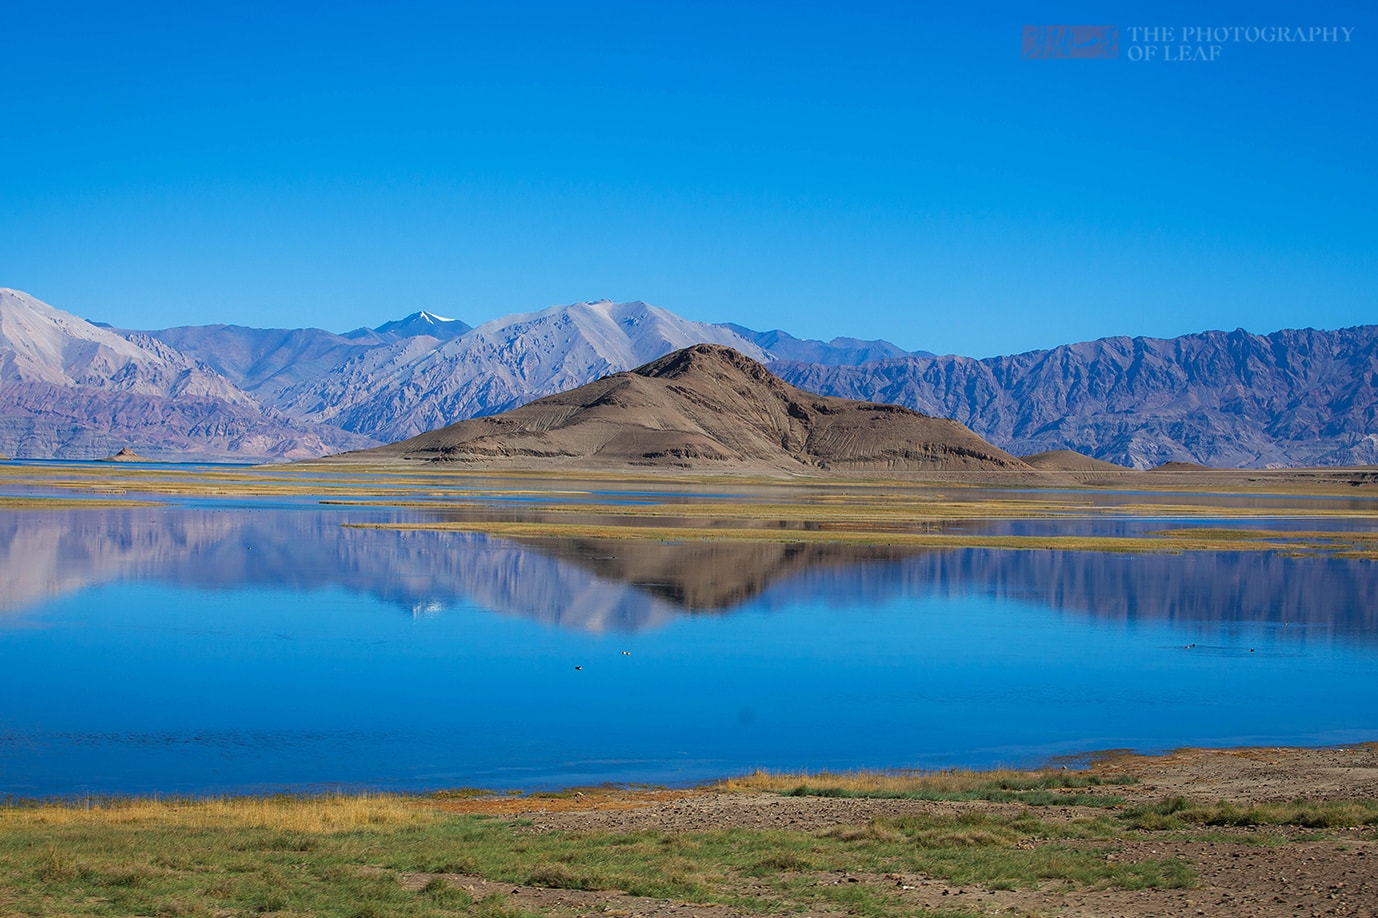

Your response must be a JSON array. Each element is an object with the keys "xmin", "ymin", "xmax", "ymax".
[{"xmin": 2, "ymin": 473, "xmax": 1377, "ymax": 797}]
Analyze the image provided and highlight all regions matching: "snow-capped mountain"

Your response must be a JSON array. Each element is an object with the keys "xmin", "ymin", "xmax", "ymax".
[
  {"xmin": 1, "ymin": 291, "xmax": 895, "ymax": 458},
  {"xmin": 0, "ymin": 289, "xmax": 377, "ymax": 460},
  {"xmin": 3, "ymin": 286, "xmax": 1376, "ymax": 467},
  {"xmin": 274, "ymin": 299, "xmax": 775, "ymax": 441},
  {"xmin": 367, "ymin": 310, "xmax": 472, "ymax": 342},
  {"xmin": 1, "ymin": 288, "xmax": 252, "ymax": 403}
]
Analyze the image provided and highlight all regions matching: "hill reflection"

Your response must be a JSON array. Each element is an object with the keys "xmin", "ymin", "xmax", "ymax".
[{"xmin": 2, "ymin": 507, "xmax": 1374, "ymax": 637}]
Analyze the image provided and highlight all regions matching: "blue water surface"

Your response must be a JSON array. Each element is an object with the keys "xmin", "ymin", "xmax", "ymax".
[{"xmin": 1, "ymin": 504, "xmax": 1376, "ymax": 796}]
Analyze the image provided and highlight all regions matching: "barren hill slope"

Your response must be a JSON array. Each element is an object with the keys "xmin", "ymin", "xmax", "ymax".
[
  {"xmin": 345, "ymin": 344, "xmax": 1028, "ymax": 473},
  {"xmin": 1021, "ymin": 450, "xmax": 1130, "ymax": 472},
  {"xmin": 0, "ymin": 289, "xmax": 375, "ymax": 460}
]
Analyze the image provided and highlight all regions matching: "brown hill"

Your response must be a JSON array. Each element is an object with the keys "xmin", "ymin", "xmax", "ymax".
[
  {"xmin": 1148, "ymin": 460, "xmax": 1216, "ymax": 472},
  {"xmin": 343, "ymin": 344, "xmax": 1029, "ymax": 473},
  {"xmin": 98, "ymin": 447, "xmax": 152, "ymax": 463},
  {"xmin": 1021, "ymin": 450, "xmax": 1129, "ymax": 472}
]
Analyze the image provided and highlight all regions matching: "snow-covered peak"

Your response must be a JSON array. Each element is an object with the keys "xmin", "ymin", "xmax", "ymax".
[
  {"xmin": 0, "ymin": 288, "xmax": 255, "ymax": 404},
  {"xmin": 462, "ymin": 299, "xmax": 769, "ymax": 364},
  {"xmin": 371, "ymin": 310, "xmax": 471, "ymax": 341},
  {"xmin": 1, "ymin": 288, "xmax": 159, "ymax": 385}
]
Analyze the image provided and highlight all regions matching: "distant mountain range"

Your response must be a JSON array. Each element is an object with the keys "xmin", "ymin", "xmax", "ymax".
[
  {"xmin": 772, "ymin": 326, "xmax": 1378, "ymax": 469},
  {"xmin": 349, "ymin": 343, "xmax": 1026, "ymax": 472},
  {"xmin": 1, "ymin": 286, "xmax": 1374, "ymax": 467}
]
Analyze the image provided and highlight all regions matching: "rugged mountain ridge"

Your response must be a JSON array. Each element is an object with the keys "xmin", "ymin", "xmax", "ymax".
[
  {"xmin": 269, "ymin": 299, "xmax": 775, "ymax": 442},
  {"xmin": 722, "ymin": 323, "xmax": 918, "ymax": 365},
  {"xmin": 2, "ymin": 286, "xmax": 1375, "ymax": 467},
  {"xmin": 347, "ymin": 344, "xmax": 1028, "ymax": 472},
  {"xmin": 0, "ymin": 289, "xmax": 374, "ymax": 460},
  {"xmin": 772, "ymin": 326, "xmax": 1378, "ymax": 469}
]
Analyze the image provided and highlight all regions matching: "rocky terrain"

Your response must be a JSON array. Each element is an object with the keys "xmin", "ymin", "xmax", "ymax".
[
  {"xmin": 3, "ymin": 286, "xmax": 1376, "ymax": 467},
  {"xmin": 344, "ymin": 344, "xmax": 1029, "ymax": 472},
  {"xmin": 144, "ymin": 298, "xmax": 781, "ymax": 442},
  {"xmin": 774, "ymin": 325, "xmax": 1378, "ymax": 469},
  {"xmin": 1020, "ymin": 449, "xmax": 1131, "ymax": 471},
  {"xmin": 1, "ymin": 289, "xmax": 896, "ymax": 459},
  {"xmin": 406, "ymin": 745, "xmax": 1378, "ymax": 918},
  {"xmin": 0, "ymin": 289, "xmax": 375, "ymax": 460}
]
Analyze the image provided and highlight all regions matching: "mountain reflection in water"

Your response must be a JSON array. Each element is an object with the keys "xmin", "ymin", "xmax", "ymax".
[{"xmin": 1, "ymin": 507, "xmax": 1375, "ymax": 639}]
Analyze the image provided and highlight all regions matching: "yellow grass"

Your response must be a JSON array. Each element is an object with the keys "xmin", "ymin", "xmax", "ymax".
[
  {"xmin": 4, "ymin": 463, "xmax": 1375, "ymax": 557},
  {"xmin": 0, "ymin": 793, "xmax": 430, "ymax": 833},
  {"xmin": 326, "ymin": 497, "xmax": 1094, "ymax": 519},
  {"xmin": 0, "ymin": 496, "xmax": 154, "ymax": 509},
  {"xmin": 3, "ymin": 461, "xmax": 1376, "ymax": 509},
  {"xmin": 344, "ymin": 518, "xmax": 1378, "ymax": 555},
  {"xmin": 325, "ymin": 496, "xmax": 1378, "ymax": 521}
]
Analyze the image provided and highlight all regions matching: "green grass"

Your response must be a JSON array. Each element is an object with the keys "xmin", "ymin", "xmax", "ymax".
[
  {"xmin": 0, "ymin": 794, "xmax": 1199, "ymax": 917},
  {"xmin": 390, "ymin": 814, "xmax": 1189, "ymax": 913},
  {"xmin": 785, "ymin": 785, "xmax": 1130, "ymax": 807},
  {"xmin": 775, "ymin": 771, "xmax": 1136, "ymax": 808},
  {"xmin": 1118, "ymin": 796, "xmax": 1378, "ymax": 831},
  {"xmin": 726, "ymin": 766, "xmax": 1138, "ymax": 806},
  {"xmin": 11, "ymin": 788, "xmax": 1370, "ymax": 918}
]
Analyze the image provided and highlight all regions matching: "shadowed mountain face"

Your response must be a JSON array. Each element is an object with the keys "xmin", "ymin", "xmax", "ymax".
[
  {"xmin": 276, "ymin": 301, "xmax": 775, "ymax": 442},
  {"xmin": 2, "ymin": 507, "xmax": 1375, "ymax": 639},
  {"xmin": 772, "ymin": 326, "xmax": 1378, "ymax": 469},
  {"xmin": 722, "ymin": 324, "xmax": 918, "ymax": 365},
  {"xmin": 6, "ymin": 287, "xmax": 1377, "ymax": 467},
  {"xmin": 368, "ymin": 311, "xmax": 471, "ymax": 342},
  {"xmin": 141, "ymin": 299, "xmax": 779, "ymax": 444},
  {"xmin": 350, "ymin": 344, "xmax": 1029, "ymax": 472},
  {"xmin": 0, "ymin": 290, "xmax": 374, "ymax": 460},
  {"xmin": 3, "ymin": 290, "xmax": 890, "ymax": 458}
]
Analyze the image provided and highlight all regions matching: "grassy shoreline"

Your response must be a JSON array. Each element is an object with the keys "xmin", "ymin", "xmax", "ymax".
[
  {"xmin": 4, "ymin": 461, "xmax": 1376, "ymax": 558},
  {"xmin": 3, "ymin": 746, "xmax": 1375, "ymax": 918},
  {"xmin": 341, "ymin": 517, "xmax": 1378, "ymax": 557},
  {"xmin": 3, "ymin": 465, "xmax": 1375, "ymax": 915}
]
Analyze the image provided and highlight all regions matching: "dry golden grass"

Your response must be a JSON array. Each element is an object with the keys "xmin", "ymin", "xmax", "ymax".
[
  {"xmin": 4, "ymin": 463, "xmax": 1375, "ymax": 557},
  {"xmin": 716, "ymin": 768, "xmax": 1138, "ymax": 808},
  {"xmin": 1152, "ymin": 528, "xmax": 1378, "ymax": 559},
  {"xmin": 327, "ymin": 495, "xmax": 1378, "ymax": 521},
  {"xmin": 0, "ymin": 496, "xmax": 154, "ymax": 509},
  {"xmin": 328, "ymin": 496, "xmax": 1096, "ymax": 520},
  {"xmin": 4, "ymin": 460, "xmax": 1375, "ymax": 504},
  {"xmin": 345, "ymin": 518, "xmax": 1378, "ymax": 556},
  {"xmin": 0, "ymin": 793, "xmax": 429, "ymax": 833}
]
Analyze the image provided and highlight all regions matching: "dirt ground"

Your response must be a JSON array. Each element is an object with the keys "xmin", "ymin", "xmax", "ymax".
[{"xmin": 406, "ymin": 745, "xmax": 1378, "ymax": 918}]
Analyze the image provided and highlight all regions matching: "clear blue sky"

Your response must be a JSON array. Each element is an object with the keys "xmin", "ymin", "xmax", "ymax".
[{"xmin": 2, "ymin": 0, "xmax": 1373, "ymax": 356}]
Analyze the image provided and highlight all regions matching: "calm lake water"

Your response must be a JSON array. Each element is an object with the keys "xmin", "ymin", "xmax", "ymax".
[{"xmin": 2, "ymin": 487, "xmax": 1377, "ymax": 797}]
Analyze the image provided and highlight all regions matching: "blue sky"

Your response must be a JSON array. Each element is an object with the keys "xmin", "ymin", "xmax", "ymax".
[{"xmin": 2, "ymin": 0, "xmax": 1373, "ymax": 356}]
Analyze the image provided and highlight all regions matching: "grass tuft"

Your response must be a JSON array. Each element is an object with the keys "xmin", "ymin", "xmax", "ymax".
[
  {"xmin": 1119, "ymin": 796, "xmax": 1378, "ymax": 829},
  {"xmin": 727, "ymin": 767, "xmax": 1134, "ymax": 807}
]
